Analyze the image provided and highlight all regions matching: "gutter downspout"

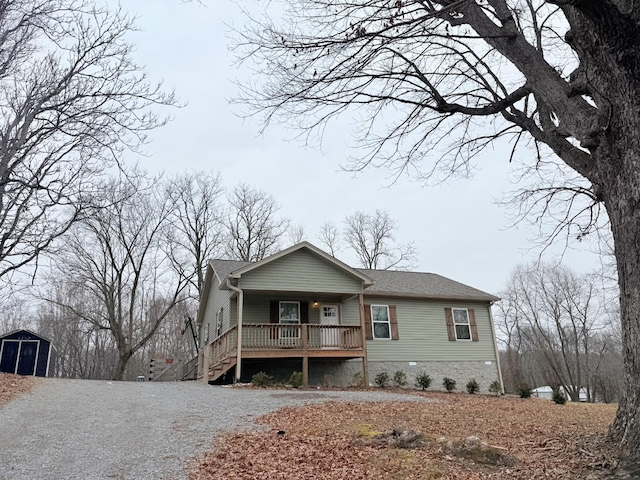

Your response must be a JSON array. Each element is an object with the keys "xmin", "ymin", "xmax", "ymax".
[
  {"xmin": 226, "ymin": 277, "xmax": 244, "ymax": 383},
  {"xmin": 488, "ymin": 301, "xmax": 505, "ymax": 394}
]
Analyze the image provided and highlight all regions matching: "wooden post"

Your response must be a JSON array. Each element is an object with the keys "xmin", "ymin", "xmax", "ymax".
[
  {"xmin": 358, "ymin": 294, "xmax": 369, "ymax": 386},
  {"xmin": 201, "ymin": 344, "xmax": 210, "ymax": 384},
  {"xmin": 302, "ymin": 324, "xmax": 309, "ymax": 387}
]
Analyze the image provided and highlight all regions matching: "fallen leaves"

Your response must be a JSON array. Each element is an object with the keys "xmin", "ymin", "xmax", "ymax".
[
  {"xmin": 190, "ymin": 391, "xmax": 619, "ymax": 479},
  {"xmin": 0, "ymin": 372, "xmax": 37, "ymax": 408}
]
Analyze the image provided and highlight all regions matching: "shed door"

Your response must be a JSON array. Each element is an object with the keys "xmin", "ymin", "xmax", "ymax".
[
  {"xmin": 16, "ymin": 341, "xmax": 38, "ymax": 375},
  {"xmin": 0, "ymin": 340, "xmax": 19, "ymax": 374}
]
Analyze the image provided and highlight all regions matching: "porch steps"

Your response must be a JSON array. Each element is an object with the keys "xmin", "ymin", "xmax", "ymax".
[{"xmin": 200, "ymin": 355, "xmax": 237, "ymax": 383}]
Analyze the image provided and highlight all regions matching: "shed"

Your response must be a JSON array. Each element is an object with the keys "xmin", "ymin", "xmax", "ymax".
[{"xmin": 0, "ymin": 329, "xmax": 54, "ymax": 377}]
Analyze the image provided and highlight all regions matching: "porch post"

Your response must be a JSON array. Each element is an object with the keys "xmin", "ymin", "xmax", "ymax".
[
  {"xmin": 302, "ymin": 324, "xmax": 309, "ymax": 387},
  {"xmin": 201, "ymin": 345, "xmax": 210, "ymax": 384},
  {"xmin": 235, "ymin": 289, "xmax": 244, "ymax": 382},
  {"xmin": 358, "ymin": 294, "xmax": 369, "ymax": 386}
]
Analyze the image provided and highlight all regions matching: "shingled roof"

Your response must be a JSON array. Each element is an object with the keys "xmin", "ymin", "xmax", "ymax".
[
  {"xmin": 357, "ymin": 269, "xmax": 499, "ymax": 302},
  {"xmin": 208, "ymin": 258, "xmax": 498, "ymax": 302}
]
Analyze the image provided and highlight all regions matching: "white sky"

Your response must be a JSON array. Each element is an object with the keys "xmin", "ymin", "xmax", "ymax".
[{"xmin": 116, "ymin": 0, "xmax": 604, "ymax": 296}]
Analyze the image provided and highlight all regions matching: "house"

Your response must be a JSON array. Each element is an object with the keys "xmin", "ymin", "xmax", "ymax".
[
  {"xmin": 0, "ymin": 329, "xmax": 55, "ymax": 377},
  {"xmin": 195, "ymin": 241, "xmax": 503, "ymax": 391},
  {"xmin": 532, "ymin": 385, "xmax": 589, "ymax": 402}
]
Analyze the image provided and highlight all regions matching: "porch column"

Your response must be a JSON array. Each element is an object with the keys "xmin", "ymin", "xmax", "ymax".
[
  {"xmin": 359, "ymin": 294, "xmax": 369, "ymax": 386},
  {"xmin": 302, "ymin": 324, "xmax": 309, "ymax": 387},
  {"xmin": 201, "ymin": 346, "xmax": 210, "ymax": 384},
  {"xmin": 235, "ymin": 289, "xmax": 244, "ymax": 382}
]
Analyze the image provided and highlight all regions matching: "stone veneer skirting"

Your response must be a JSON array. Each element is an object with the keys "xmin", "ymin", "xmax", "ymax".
[
  {"xmin": 308, "ymin": 359, "xmax": 501, "ymax": 392},
  {"xmin": 237, "ymin": 358, "xmax": 501, "ymax": 392}
]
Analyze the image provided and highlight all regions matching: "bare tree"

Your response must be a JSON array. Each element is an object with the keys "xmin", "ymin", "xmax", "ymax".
[
  {"xmin": 165, "ymin": 171, "xmax": 224, "ymax": 298},
  {"xmin": 497, "ymin": 263, "xmax": 619, "ymax": 401},
  {"xmin": 344, "ymin": 210, "xmax": 416, "ymax": 270},
  {"xmin": 224, "ymin": 184, "xmax": 289, "ymax": 262},
  {"xmin": 317, "ymin": 221, "xmax": 343, "ymax": 257},
  {"xmin": 0, "ymin": 1, "xmax": 174, "ymax": 284},
  {"xmin": 49, "ymin": 174, "xmax": 189, "ymax": 380},
  {"xmin": 287, "ymin": 224, "xmax": 306, "ymax": 245},
  {"xmin": 235, "ymin": 1, "xmax": 640, "ymax": 467}
]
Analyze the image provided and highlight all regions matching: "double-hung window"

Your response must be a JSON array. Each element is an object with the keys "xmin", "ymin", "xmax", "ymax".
[
  {"xmin": 371, "ymin": 305, "xmax": 391, "ymax": 339},
  {"xmin": 279, "ymin": 301, "xmax": 300, "ymax": 339},
  {"xmin": 215, "ymin": 308, "xmax": 223, "ymax": 337},
  {"xmin": 453, "ymin": 308, "xmax": 471, "ymax": 340}
]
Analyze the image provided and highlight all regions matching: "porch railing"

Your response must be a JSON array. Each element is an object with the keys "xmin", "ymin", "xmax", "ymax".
[
  {"xmin": 241, "ymin": 324, "xmax": 363, "ymax": 350},
  {"xmin": 201, "ymin": 323, "xmax": 363, "ymax": 374}
]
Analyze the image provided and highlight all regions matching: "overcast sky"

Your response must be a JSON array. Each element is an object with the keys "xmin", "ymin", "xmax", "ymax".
[{"xmin": 114, "ymin": 0, "xmax": 605, "ymax": 296}]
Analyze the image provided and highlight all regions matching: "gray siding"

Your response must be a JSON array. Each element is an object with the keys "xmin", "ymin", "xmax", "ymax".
[
  {"xmin": 201, "ymin": 276, "xmax": 234, "ymax": 342},
  {"xmin": 238, "ymin": 249, "xmax": 364, "ymax": 294},
  {"xmin": 362, "ymin": 297, "xmax": 498, "ymax": 363},
  {"xmin": 340, "ymin": 297, "xmax": 363, "ymax": 326}
]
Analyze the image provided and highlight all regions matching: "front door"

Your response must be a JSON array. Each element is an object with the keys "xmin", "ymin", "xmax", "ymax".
[{"xmin": 320, "ymin": 305, "xmax": 340, "ymax": 348}]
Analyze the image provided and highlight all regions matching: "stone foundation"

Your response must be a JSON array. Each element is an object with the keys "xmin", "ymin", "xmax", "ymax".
[{"xmin": 236, "ymin": 358, "xmax": 501, "ymax": 393}]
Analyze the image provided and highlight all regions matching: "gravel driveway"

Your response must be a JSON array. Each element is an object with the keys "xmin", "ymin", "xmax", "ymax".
[{"xmin": 0, "ymin": 378, "xmax": 433, "ymax": 480}]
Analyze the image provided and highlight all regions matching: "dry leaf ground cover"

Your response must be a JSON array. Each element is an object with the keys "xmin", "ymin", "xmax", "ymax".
[
  {"xmin": 191, "ymin": 391, "xmax": 618, "ymax": 480},
  {"xmin": 0, "ymin": 372, "xmax": 36, "ymax": 408}
]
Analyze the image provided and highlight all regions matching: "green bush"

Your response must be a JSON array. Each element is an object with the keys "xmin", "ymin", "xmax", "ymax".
[
  {"xmin": 552, "ymin": 387, "xmax": 567, "ymax": 405},
  {"xmin": 375, "ymin": 371, "xmax": 390, "ymax": 388},
  {"xmin": 289, "ymin": 371, "xmax": 304, "ymax": 388},
  {"xmin": 516, "ymin": 383, "xmax": 532, "ymax": 398},
  {"xmin": 466, "ymin": 378, "xmax": 480, "ymax": 394},
  {"xmin": 393, "ymin": 370, "xmax": 408, "ymax": 387},
  {"xmin": 352, "ymin": 371, "xmax": 366, "ymax": 388},
  {"xmin": 251, "ymin": 371, "xmax": 274, "ymax": 387},
  {"xmin": 488, "ymin": 380, "xmax": 502, "ymax": 396},
  {"xmin": 443, "ymin": 377, "xmax": 457, "ymax": 392},
  {"xmin": 415, "ymin": 372, "xmax": 432, "ymax": 391}
]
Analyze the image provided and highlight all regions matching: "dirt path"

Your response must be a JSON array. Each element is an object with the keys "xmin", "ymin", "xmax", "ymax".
[{"xmin": 0, "ymin": 378, "xmax": 430, "ymax": 480}]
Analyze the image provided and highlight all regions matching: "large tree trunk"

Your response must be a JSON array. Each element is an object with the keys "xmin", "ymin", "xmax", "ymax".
[
  {"xmin": 600, "ymin": 135, "xmax": 640, "ymax": 473},
  {"xmin": 112, "ymin": 350, "xmax": 133, "ymax": 381}
]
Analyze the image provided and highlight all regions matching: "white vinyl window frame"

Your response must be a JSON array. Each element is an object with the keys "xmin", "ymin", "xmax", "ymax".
[
  {"xmin": 452, "ymin": 308, "xmax": 472, "ymax": 341},
  {"xmin": 371, "ymin": 305, "xmax": 392, "ymax": 340},
  {"xmin": 279, "ymin": 301, "xmax": 301, "ymax": 339},
  {"xmin": 215, "ymin": 307, "xmax": 223, "ymax": 337}
]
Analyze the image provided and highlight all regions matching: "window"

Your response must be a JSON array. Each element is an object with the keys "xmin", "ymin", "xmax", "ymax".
[
  {"xmin": 453, "ymin": 308, "xmax": 471, "ymax": 340},
  {"xmin": 204, "ymin": 323, "xmax": 210, "ymax": 346},
  {"xmin": 279, "ymin": 301, "xmax": 300, "ymax": 339},
  {"xmin": 371, "ymin": 305, "xmax": 391, "ymax": 339},
  {"xmin": 215, "ymin": 308, "xmax": 223, "ymax": 337}
]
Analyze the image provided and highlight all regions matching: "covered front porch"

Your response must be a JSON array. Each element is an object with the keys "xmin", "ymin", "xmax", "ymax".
[{"xmin": 199, "ymin": 321, "xmax": 366, "ymax": 386}]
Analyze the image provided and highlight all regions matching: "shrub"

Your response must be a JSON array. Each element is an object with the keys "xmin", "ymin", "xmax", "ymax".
[
  {"xmin": 443, "ymin": 377, "xmax": 457, "ymax": 392},
  {"xmin": 415, "ymin": 372, "xmax": 432, "ymax": 391},
  {"xmin": 393, "ymin": 370, "xmax": 408, "ymax": 387},
  {"xmin": 352, "ymin": 371, "xmax": 366, "ymax": 388},
  {"xmin": 488, "ymin": 380, "xmax": 502, "ymax": 396},
  {"xmin": 289, "ymin": 371, "xmax": 304, "ymax": 388},
  {"xmin": 251, "ymin": 371, "xmax": 273, "ymax": 387},
  {"xmin": 516, "ymin": 383, "xmax": 532, "ymax": 398},
  {"xmin": 552, "ymin": 387, "xmax": 567, "ymax": 405},
  {"xmin": 374, "ymin": 371, "xmax": 390, "ymax": 388},
  {"xmin": 466, "ymin": 378, "xmax": 480, "ymax": 394}
]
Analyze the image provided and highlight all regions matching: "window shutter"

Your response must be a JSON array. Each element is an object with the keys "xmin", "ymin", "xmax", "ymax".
[
  {"xmin": 364, "ymin": 304, "xmax": 373, "ymax": 340},
  {"xmin": 389, "ymin": 305, "xmax": 399, "ymax": 340},
  {"xmin": 300, "ymin": 302, "xmax": 309, "ymax": 324},
  {"xmin": 469, "ymin": 309, "xmax": 479, "ymax": 341},
  {"xmin": 270, "ymin": 301, "xmax": 279, "ymax": 340},
  {"xmin": 445, "ymin": 308, "xmax": 456, "ymax": 341},
  {"xmin": 270, "ymin": 301, "xmax": 279, "ymax": 323}
]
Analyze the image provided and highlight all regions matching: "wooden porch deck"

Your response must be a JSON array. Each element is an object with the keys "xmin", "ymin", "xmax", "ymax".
[{"xmin": 199, "ymin": 324, "xmax": 365, "ymax": 384}]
